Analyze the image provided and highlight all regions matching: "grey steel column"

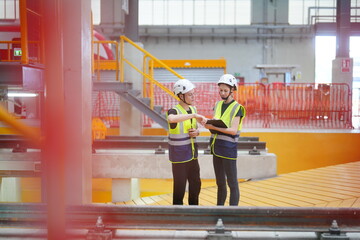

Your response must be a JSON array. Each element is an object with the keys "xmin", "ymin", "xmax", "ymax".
[
  {"xmin": 62, "ymin": 0, "xmax": 92, "ymax": 205},
  {"xmin": 124, "ymin": 0, "xmax": 139, "ymax": 41},
  {"xmin": 336, "ymin": 0, "xmax": 351, "ymax": 58}
]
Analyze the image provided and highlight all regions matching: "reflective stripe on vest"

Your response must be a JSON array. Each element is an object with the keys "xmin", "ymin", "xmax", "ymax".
[
  {"xmin": 211, "ymin": 133, "xmax": 239, "ymax": 143},
  {"xmin": 167, "ymin": 104, "xmax": 198, "ymax": 163}
]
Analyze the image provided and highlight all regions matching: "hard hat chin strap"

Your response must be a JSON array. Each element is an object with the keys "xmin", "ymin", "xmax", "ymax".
[
  {"xmin": 179, "ymin": 94, "xmax": 191, "ymax": 105},
  {"xmin": 221, "ymin": 90, "xmax": 233, "ymax": 102}
]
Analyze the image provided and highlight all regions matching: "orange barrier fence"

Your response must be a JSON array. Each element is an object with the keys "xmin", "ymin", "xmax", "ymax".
[
  {"xmin": 265, "ymin": 83, "xmax": 352, "ymax": 129},
  {"xmin": 92, "ymin": 91, "xmax": 120, "ymax": 128},
  {"xmin": 93, "ymin": 83, "xmax": 353, "ymax": 130}
]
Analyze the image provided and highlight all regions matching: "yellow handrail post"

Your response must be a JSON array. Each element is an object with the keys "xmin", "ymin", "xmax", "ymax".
[
  {"xmin": 120, "ymin": 37, "xmax": 125, "ymax": 82},
  {"xmin": 115, "ymin": 41, "xmax": 119, "ymax": 81},
  {"xmin": 96, "ymin": 42, "xmax": 101, "ymax": 81},
  {"xmin": 19, "ymin": 0, "xmax": 29, "ymax": 65},
  {"xmin": 142, "ymin": 55, "xmax": 148, "ymax": 98},
  {"xmin": 149, "ymin": 58, "xmax": 154, "ymax": 79},
  {"xmin": 6, "ymin": 42, "xmax": 11, "ymax": 60},
  {"xmin": 149, "ymin": 59, "xmax": 155, "ymax": 109}
]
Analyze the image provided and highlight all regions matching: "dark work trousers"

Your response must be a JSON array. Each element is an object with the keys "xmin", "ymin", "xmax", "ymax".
[
  {"xmin": 171, "ymin": 159, "xmax": 201, "ymax": 205},
  {"xmin": 213, "ymin": 155, "xmax": 239, "ymax": 206}
]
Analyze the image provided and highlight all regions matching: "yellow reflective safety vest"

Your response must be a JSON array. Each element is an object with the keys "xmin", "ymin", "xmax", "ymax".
[
  {"xmin": 167, "ymin": 104, "xmax": 198, "ymax": 163},
  {"xmin": 210, "ymin": 100, "xmax": 246, "ymax": 160}
]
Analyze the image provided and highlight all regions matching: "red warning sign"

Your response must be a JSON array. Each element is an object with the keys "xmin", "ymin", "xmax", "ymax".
[{"xmin": 341, "ymin": 58, "xmax": 351, "ymax": 73}]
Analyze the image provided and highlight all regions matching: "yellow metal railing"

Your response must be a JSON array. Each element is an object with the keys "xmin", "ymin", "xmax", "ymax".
[
  {"xmin": 0, "ymin": 40, "xmax": 41, "ymax": 63},
  {"xmin": 92, "ymin": 40, "xmax": 119, "ymax": 81},
  {"xmin": 119, "ymin": 35, "xmax": 180, "ymax": 109},
  {"xmin": 0, "ymin": 41, "xmax": 21, "ymax": 62}
]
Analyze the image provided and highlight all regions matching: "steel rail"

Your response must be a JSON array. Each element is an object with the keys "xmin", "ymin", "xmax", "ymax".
[
  {"xmin": 0, "ymin": 203, "xmax": 360, "ymax": 233},
  {"xmin": 92, "ymin": 136, "xmax": 265, "ymax": 151},
  {"xmin": 0, "ymin": 135, "xmax": 266, "ymax": 151},
  {"xmin": 92, "ymin": 139, "xmax": 266, "ymax": 151},
  {"xmin": 104, "ymin": 136, "xmax": 260, "ymax": 141}
]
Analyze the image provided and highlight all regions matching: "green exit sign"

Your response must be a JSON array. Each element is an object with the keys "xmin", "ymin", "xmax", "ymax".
[
  {"xmin": 234, "ymin": 72, "xmax": 241, "ymax": 77},
  {"xmin": 14, "ymin": 48, "xmax": 22, "ymax": 56}
]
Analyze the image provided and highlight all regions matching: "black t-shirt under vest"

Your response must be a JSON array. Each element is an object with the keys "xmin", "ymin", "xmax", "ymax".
[{"xmin": 167, "ymin": 108, "xmax": 193, "ymax": 129}]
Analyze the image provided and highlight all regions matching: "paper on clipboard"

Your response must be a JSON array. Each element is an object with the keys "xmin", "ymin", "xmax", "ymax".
[{"xmin": 206, "ymin": 119, "xmax": 227, "ymax": 128}]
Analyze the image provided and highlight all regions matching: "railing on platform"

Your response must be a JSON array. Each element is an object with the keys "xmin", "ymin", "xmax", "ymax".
[
  {"xmin": 92, "ymin": 36, "xmax": 182, "ymax": 128},
  {"xmin": 92, "ymin": 40, "xmax": 119, "ymax": 81},
  {"xmin": 119, "ymin": 35, "xmax": 179, "ymax": 108},
  {"xmin": 0, "ymin": 39, "xmax": 41, "ymax": 63}
]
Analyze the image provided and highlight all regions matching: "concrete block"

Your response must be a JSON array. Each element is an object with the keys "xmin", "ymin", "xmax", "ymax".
[
  {"xmin": 112, "ymin": 178, "xmax": 140, "ymax": 202},
  {"xmin": 0, "ymin": 177, "xmax": 21, "ymax": 202},
  {"xmin": 92, "ymin": 150, "xmax": 277, "ymax": 180}
]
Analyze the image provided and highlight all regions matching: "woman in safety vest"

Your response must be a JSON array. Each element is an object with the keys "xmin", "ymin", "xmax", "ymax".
[
  {"xmin": 204, "ymin": 74, "xmax": 246, "ymax": 206},
  {"xmin": 167, "ymin": 79, "xmax": 207, "ymax": 205}
]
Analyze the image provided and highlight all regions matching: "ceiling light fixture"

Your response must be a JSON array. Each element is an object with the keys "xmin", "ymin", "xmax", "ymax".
[{"xmin": 7, "ymin": 92, "xmax": 38, "ymax": 97}]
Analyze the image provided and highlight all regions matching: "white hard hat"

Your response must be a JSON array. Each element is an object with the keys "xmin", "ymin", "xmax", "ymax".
[
  {"xmin": 173, "ymin": 79, "xmax": 195, "ymax": 95},
  {"xmin": 218, "ymin": 74, "xmax": 237, "ymax": 90}
]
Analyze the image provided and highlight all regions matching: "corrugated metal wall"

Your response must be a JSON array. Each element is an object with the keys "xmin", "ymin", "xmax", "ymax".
[{"xmin": 153, "ymin": 68, "xmax": 224, "ymax": 83}]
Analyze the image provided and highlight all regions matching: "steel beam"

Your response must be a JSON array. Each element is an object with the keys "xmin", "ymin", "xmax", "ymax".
[
  {"xmin": 116, "ymin": 91, "xmax": 168, "ymax": 129},
  {"xmin": 92, "ymin": 139, "xmax": 266, "ymax": 151},
  {"xmin": 336, "ymin": 0, "xmax": 351, "ymax": 58},
  {"xmin": 0, "ymin": 203, "xmax": 360, "ymax": 233},
  {"xmin": 0, "ymin": 135, "xmax": 266, "ymax": 151}
]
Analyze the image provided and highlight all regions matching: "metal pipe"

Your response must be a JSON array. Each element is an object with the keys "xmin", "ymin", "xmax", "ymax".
[{"xmin": 0, "ymin": 105, "xmax": 41, "ymax": 147}]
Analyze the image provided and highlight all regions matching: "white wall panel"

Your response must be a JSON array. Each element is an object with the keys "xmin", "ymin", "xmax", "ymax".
[
  {"xmin": 153, "ymin": 68, "xmax": 224, "ymax": 83},
  {"xmin": 143, "ymin": 38, "xmax": 315, "ymax": 84}
]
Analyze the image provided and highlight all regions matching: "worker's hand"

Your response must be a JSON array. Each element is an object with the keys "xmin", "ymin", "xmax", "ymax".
[
  {"xmin": 188, "ymin": 128, "xmax": 199, "ymax": 138},
  {"xmin": 204, "ymin": 124, "xmax": 215, "ymax": 130},
  {"xmin": 194, "ymin": 113, "xmax": 207, "ymax": 126}
]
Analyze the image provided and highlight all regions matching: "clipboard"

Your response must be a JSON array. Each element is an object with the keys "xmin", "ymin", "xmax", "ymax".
[
  {"xmin": 206, "ymin": 119, "xmax": 227, "ymax": 128},
  {"xmin": 206, "ymin": 119, "xmax": 227, "ymax": 134}
]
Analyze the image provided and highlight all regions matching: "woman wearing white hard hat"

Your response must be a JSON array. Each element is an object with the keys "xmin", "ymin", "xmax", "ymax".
[
  {"xmin": 204, "ymin": 74, "xmax": 246, "ymax": 206},
  {"xmin": 167, "ymin": 79, "xmax": 207, "ymax": 205}
]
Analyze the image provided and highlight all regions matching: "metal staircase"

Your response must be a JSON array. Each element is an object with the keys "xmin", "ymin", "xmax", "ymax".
[
  {"xmin": 93, "ymin": 81, "xmax": 168, "ymax": 129},
  {"xmin": 93, "ymin": 35, "xmax": 182, "ymax": 131}
]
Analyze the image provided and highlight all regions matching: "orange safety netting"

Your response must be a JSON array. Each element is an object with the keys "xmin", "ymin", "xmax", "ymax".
[
  {"xmin": 92, "ymin": 83, "xmax": 353, "ymax": 129},
  {"xmin": 92, "ymin": 91, "xmax": 120, "ymax": 128}
]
